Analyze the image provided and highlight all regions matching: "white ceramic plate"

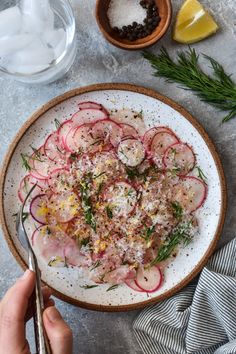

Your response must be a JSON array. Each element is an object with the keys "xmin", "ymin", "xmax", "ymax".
[{"xmin": 0, "ymin": 84, "xmax": 226, "ymax": 311}]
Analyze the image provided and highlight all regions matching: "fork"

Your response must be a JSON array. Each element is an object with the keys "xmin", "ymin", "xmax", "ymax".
[{"xmin": 16, "ymin": 184, "xmax": 51, "ymax": 354}]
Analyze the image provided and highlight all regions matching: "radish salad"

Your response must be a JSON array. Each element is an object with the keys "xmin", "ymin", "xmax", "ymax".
[{"xmin": 18, "ymin": 101, "xmax": 207, "ymax": 293}]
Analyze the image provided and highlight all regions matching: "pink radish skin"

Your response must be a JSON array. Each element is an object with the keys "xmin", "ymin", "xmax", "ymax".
[
  {"xmin": 72, "ymin": 108, "xmax": 108, "ymax": 125},
  {"xmin": 150, "ymin": 132, "xmax": 179, "ymax": 167},
  {"xmin": 125, "ymin": 278, "xmax": 144, "ymax": 292},
  {"xmin": 58, "ymin": 120, "xmax": 74, "ymax": 148},
  {"xmin": 91, "ymin": 119, "xmax": 123, "ymax": 147},
  {"xmin": 78, "ymin": 101, "xmax": 109, "ymax": 115},
  {"xmin": 120, "ymin": 123, "xmax": 139, "ymax": 140},
  {"xmin": 143, "ymin": 126, "xmax": 177, "ymax": 151},
  {"xmin": 30, "ymin": 194, "xmax": 48, "ymax": 224},
  {"xmin": 18, "ymin": 175, "xmax": 48, "ymax": 203},
  {"xmin": 44, "ymin": 132, "xmax": 65, "ymax": 162},
  {"xmin": 64, "ymin": 126, "xmax": 79, "ymax": 153},
  {"xmin": 163, "ymin": 142, "xmax": 196, "ymax": 175},
  {"xmin": 135, "ymin": 266, "xmax": 162, "ymax": 293},
  {"xmin": 29, "ymin": 147, "xmax": 58, "ymax": 180},
  {"xmin": 173, "ymin": 176, "xmax": 207, "ymax": 213}
]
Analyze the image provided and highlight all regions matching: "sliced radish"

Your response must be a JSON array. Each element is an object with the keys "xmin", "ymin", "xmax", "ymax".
[
  {"xmin": 125, "ymin": 278, "xmax": 144, "ymax": 292},
  {"xmin": 32, "ymin": 225, "xmax": 81, "ymax": 267},
  {"xmin": 120, "ymin": 123, "xmax": 139, "ymax": 140},
  {"xmin": 44, "ymin": 132, "xmax": 66, "ymax": 162},
  {"xmin": 72, "ymin": 108, "xmax": 108, "ymax": 125},
  {"xmin": 143, "ymin": 126, "xmax": 177, "ymax": 151},
  {"xmin": 18, "ymin": 174, "xmax": 48, "ymax": 203},
  {"xmin": 150, "ymin": 132, "xmax": 179, "ymax": 168},
  {"xmin": 135, "ymin": 266, "xmax": 162, "ymax": 292},
  {"xmin": 48, "ymin": 168, "xmax": 75, "ymax": 193},
  {"xmin": 91, "ymin": 119, "xmax": 123, "ymax": 147},
  {"xmin": 49, "ymin": 191, "xmax": 80, "ymax": 223},
  {"xmin": 172, "ymin": 176, "xmax": 207, "ymax": 213},
  {"xmin": 78, "ymin": 101, "xmax": 109, "ymax": 115},
  {"xmin": 117, "ymin": 138, "xmax": 145, "ymax": 167},
  {"xmin": 58, "ymin": 120, "xmax": 74, "ymax": 148},
  {"xmin": 163, "ymin": 142, "xmax": 196, "ymax": 175},
  {"xmin": 30, "ymin": 194, "xmax": 49, "ymax": 224},
  {"xmin": 64, "ymin": 126, "xmax": 79, "ymax": 153},
  {"xmin": 73, "ymin": 123, "xmax": 96, "ymax": 152},
  {"xmin": 29, "ymin": 147, "xmax": 58, "ymax": 180},
  {"xmin": 103, "ymin": 180, "xmax": 137, "ymax": 217}
]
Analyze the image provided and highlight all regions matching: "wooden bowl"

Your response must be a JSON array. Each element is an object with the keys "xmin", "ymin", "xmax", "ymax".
[{"xmin": 95, "ymin": 0, "xmax": 172, "ymax": 50}]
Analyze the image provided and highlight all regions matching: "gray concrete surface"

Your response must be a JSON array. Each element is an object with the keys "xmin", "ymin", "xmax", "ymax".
[{"xmin": 0, "ymin": 1, "xmax": 235, "ymax": 353}]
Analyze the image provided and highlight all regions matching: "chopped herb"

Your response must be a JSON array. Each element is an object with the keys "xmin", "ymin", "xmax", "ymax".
[
  {"xmin": 126, "ymin": 189, "xmax": 134, "ymax": 197},
  {"xmin": 119, "ymin": 149, "xmax": 128, "ymax": 160},
  {"xmin": 106, "ymin": 205, "xmax": 113, "ymax": 219},
  {"xmin": 196, "ymin": 166, "xmax": 207, "ymax": 182},
  {"xmin": 90, "ymin": 139, "xmax": 103, "ymax": 146},
  {"xmin": 126, "ymin": 167, "xmax": 140, "ymax": 180},
  {"xmin": 54, "ymin": 118, "xmax": 61, "ymax": 129},
  {"xmin": 90, "ymin": 260, "xmax": 101, "ymax": 271},
  {"xmin": 151, "ymin": 221, "xmax": 193, "ymax": 265},
  {"xmin": 70, "ymin": 153, "xmax": 77, "ymax": 161},
  {"xmin": 97, "ymin": 182, "xmax": 104, "ymax": 195},
  {"xmin": 80, "ymin": 237, "xmax": 90, "ymax": 247},
  {"xmin": 48, "ymin": 256, "xmax": 64, "ymax": 267},
  {"xmin": 80, "ymin": 284, "xmax": 98, "ymax": 289},
  {"xmin": 80, "ymin": 175, "xmax": 96, "ymax": 231},
  {"xmin": 141, "ymin": 225, "xmax": 155, "ymax": 242},
  {"xmin": 106, "ymin": 284, "xmax": 119, "ymax": 292},
  {"xmin": 137, "ymin": 109, "xmax": 143, "ymax": 118},
  {"xmin": 21, "ymin": 153, "xmax": 32, "ymax": 171},
  {"xmin": 171, "ymin": 201, "xmax": 183, "ymax": 219},
  {"xmin": 169, "ymin": 167, "xmax": 181, "ymax": 176},
  {"xmin": 30, "ymin": 145, "xmax": 41, "ymax": 158},
  {"xmin": 93, "ymin": 171, "xmax": 106, "ymax": 180}
]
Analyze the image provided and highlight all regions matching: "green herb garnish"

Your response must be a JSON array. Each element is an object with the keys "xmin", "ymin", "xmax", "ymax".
[
  {"xmin": 196, "ymin": 166, "xmax": 207, "ymax": 182},
  {"xmin": 106, "ymin": 284, "xmax": 119, "ymax": 292},
  {"xmin": 80, "ymin": 284, "xmax": 98, "ymax": 289},
  {"xmin": 54, "ymin": 118, "xmax": 61, "ymax": 129},
  {"xmin": 97, "ymin": 182, "xmax": 104, "ymax": 195},
  {"xmin": 30, "ymin": 145, "xmax": 41, "ymax": 158},
  {"xmin": 151, "ymin": 221, "xmax": 193, "ymax": 265},
  {"xmin": 106, "ymin": 205, "xmax": 113, "ymax": 219},
  {"xmin": 141, "ymin": 225, "xmax": 155, "ymax": 242},
  {"xmin": 171, "ymin": 201, "xmax": 183, "ymax": 220},
  {"xmin": 93, "ymin": 171, "xmax": 106, "ymax": 180},
  {"xmin": 80, "ymin": 175, "xmax": 96, "ymax": 231},
  {"xmin": 21, "ymin": 153, "xmax": 31, "ymax": 171},
  {"xmin": 80, "ymin": 237, "xmax": 90, "ymax": 247},
  {"xmin": 90, "ymin": 260, "xmax": 101, "ymax": 271},
  {"xmin": 126, "ymin": 167, "xmax": 140, "ymax": 180},
  {"xmin": 143, "ymin": 47, "xmax": 236, "ymax": 123}
]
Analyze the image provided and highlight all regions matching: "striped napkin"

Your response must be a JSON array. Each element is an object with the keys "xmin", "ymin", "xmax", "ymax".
[{"xmin": 133, "ymin": 238, "xmax": 236, "ymax": 354}]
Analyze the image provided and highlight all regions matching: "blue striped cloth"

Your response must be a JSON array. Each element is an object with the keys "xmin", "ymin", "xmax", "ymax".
[{"xmin": 133, "ymin": 238, "xmax": 236, "ymax": 354}]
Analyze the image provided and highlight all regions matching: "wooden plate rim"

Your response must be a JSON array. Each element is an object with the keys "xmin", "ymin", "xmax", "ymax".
[{"xmin": 0, "ymin": 83, "xmax": 227, "ymax": 312}]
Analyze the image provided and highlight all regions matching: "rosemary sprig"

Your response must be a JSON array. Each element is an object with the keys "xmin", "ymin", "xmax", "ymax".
[
  {"xmin": 151, "ymin": 221, "xmax": 193, "ymax": 265},
  {"xmin": 143, "ymin": 47, "xmax": 236, "ymax": 123},
  {"xmin": 80, "ymin": 284, "xmax": 98, "ymax": 290},
  {"xmin": 106, "ymin": 284, "xmax": 119, "ymax": 292}
]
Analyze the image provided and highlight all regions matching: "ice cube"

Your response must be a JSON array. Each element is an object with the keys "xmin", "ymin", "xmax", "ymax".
[
  {"xmin": 20, "ymin": 0, "xmax": 54, "ymax": 33},
  {"xmin": 0, "ymin": 6, "xmax": 22, "ymax": 37},
  {"xmin": 12, "ymin": 37, "xmax": 55, "ymax": 67},
  {"xmin": 0, "ymin": 34, "xmax": 34, "ymax": 57}
]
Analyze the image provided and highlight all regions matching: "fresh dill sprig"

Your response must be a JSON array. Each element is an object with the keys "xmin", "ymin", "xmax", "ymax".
[
  {"xmin": 30, "ymin": 145, "xmax": 41, "ymax": 158},
  {"xmin": 54, "ymin": 118, "xmax": 61, "ymax": 129},
  {"xmin": 171, "ymin": 201, "xmax": 183, "ymax": 220},
  {"xmin": 106, "ymin": 205, "xmax": 113, "ymax": 219},
  {"xmin": 21, "ymin": 153, "xmax": 31, "ymax": 171},
  {"xmin": 143, "ymin": 47, "xmax": 236, "ymax": 123},
  {"xmin": 151, "ymin": 220, "xmax": 193, "ymax": 265},
  {"xmin": 90, "ymin": 260, "xmax": 101, "ymax": 271},
  {"xmin": 80, "ymin": 237, "xmax": 90, "ymax": 247},
  {"xmin": 141, "ymin": 225, "xmax": 155, "ymax": 242},
  {"xmin": 196, "ymin": 166, "xmax": 207, "ymax": 182},
  {"xmin": 80, "ymin": 284, "xmax": 98, "ymax": 290},
  {"xmin": 106, "ymin": 284, "xmax": 119, "ymax": 292}
]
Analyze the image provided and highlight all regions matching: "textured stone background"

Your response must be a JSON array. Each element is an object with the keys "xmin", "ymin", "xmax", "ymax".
[{"xmin": 0, "ymin": 1, "xmax": 235, "ymax": 353}]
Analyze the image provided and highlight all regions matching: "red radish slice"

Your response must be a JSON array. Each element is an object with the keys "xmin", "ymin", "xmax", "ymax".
[
  {"xmin": 125, "ymin": 278, "xmax": 144, "ymax": 292},
  {"xmin": 135, "ymin": 266, "xmax": 162, "ymax": 292},
  {"xmin": 65, "ymin": 126, "xmax": 79, "ymax": 153},
  {"xmin": 73, "ymin": 123, "xmax": 96, "ymax": 151},
  {"xmin": 78, "ymin": 101, "xmax": 109, "ymax": 115},
  {"xmin": 163, "ymin": 142, "xmax": 196, "ymax": 175},
  {"xmin": 44, "ymin": 132, "xmax": 66, "ymax": 162},
  {"xmin": 91, "ymin": 119, "xmax": 123, "ymax": 147},
  {"xmin": 58, "ymin": 120, "xmax": 73, "ymax": 148},
  {"xmin": 30, "ymin": 194, "xmax": 49, "ymax": 224},
  {"xmin": 32, "ymin": 225, "xmax": 81, "ymax": 267},
  {"xmin": 103, "ymin": 180, "xmax": 137, "ymax": 217},
  {"xmin": 172, "ymin": 176, "xmax": 207, "ymax": 213},
  {"xmin": 29, "ymin": 147, "xmax": 58, "ymax": 180},
  {"xmin": 120, "ymin": 123, "xmax": 139, "ymax": 139},
  {"xmin": 143, "ymin": 127, "xmax": 177, "ymax": 151},
  {"xmin": 18, "ymin": 175, "xmax": 48, "ymax": 203},
  {"xmin": 72, "ymin": 108, "xmax": 108, "ymax": 125},
  {"xmin": 48, "ymin": 168, "xmax": 74, "ymax": 193},
  {"xmin": 150, "ymin": 132, "xmax": 179, "ymax": 168},
  {"xmin": 117, "ymin": 138, "xmax": 145, "ymax": 167},
  {"xmin": 49, "ymin": 191, "xmax": 80, "ymax": 223}
]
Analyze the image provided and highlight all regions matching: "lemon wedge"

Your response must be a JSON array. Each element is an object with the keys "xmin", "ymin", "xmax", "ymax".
[{"xmin": 173, "ymin": 0, "xmax": 219, "ymax": 44}]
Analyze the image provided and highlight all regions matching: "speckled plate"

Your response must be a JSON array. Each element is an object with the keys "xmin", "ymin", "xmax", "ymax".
[{"xmin": 0, "ymin": 83, "xmax": 227, "ymax": 311}]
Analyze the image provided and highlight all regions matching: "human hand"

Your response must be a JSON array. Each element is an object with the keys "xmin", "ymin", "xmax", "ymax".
[{"xmin": 0, "ymin": 270, "xmax": 73, "ymax": 354}]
